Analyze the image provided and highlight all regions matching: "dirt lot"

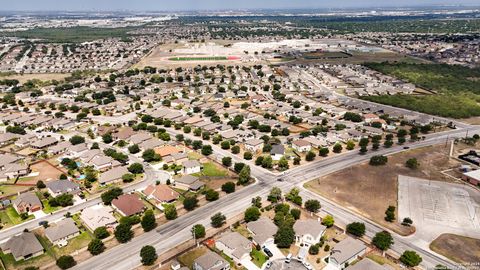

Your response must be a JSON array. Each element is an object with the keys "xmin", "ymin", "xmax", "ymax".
[
  {"xmin": 430, "ymin": 234, "xmax": 480, "ymax": 264},
  {"xmin": 27, "ymin": 160, "xmax": 67, "ymax": 184},
  {"xmin": 305, "ymin": 144, "xmax": 465, "ymax": 235}
]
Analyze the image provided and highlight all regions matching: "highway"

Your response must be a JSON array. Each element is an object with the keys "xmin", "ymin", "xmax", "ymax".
[{"xmin": 71, "ymin": 125, "xmax": 480, "ymax": 270}]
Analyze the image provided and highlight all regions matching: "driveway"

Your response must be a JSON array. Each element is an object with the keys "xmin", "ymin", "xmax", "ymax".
[
  {"xmin": 241, "ymin": 257, "xmax": 261, "ymax": 270},
  {"xmin": 264, "ymin": 243, "xmax": 285, "ymax": 260}
]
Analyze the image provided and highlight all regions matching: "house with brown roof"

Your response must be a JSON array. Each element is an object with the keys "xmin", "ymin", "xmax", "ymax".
[
  {"xmin": 112, "ymin": 126, "xmax": 135, "ymax": 141},
  {"xmin": 13, "ymin": 192, "xmax": 42, "ymax": 214},
  {"xmin": 154, "ymin": 145, "xmax": 180, "ymax": 158},
  {"xmin": 111, "ymin": 194, "xmax": 146, "ymax": 216},
  {"xmin": 292, "ymin": 139, "xmax": 312, "ymax": 153},
  {"xmin": 98, "ymin": 166, "xmax": 130, "ymax": 185},
  {"xmin": 143, "ymin": 184, "xmax": 180, "ymax": 206}
]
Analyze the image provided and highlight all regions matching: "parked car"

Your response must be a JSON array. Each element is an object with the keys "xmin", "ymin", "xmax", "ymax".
[
  {"xmin": 265, "ymin": 261, "xmax": 272, "ymax": 269},
  {"xmin": 285, "ymin": 253, "xmax": 292, "ymax": 263},
  {"xmin": 303, "ymin": 261, "xmax": 313, "ymax": 270},
  {"xmin": 263, "ymin": 247, "xmax": 273, "ymax": 257}
]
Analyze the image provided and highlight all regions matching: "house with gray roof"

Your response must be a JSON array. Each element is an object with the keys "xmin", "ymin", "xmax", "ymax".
[
  {"xmin": 328, "ymin": 237, "xmax": 367, "ymax": 270},
  {"xmin": 99, "ymin": 166, "xmax": 130, "ymax": 185},
  {"xmin": 31, "ymin": 136, "xmax": 58, "ymax": 149},
  {"xmin": 293, "ymin": 219, "xmax": 327, "ymax": 247},
  {"xmin": 215, "ymin": 231, "xmax": 251, "ymax": 263},
  {"xmin": 175, "ymin": 175, "xmax": 204, "ymax": 191},
  {"xmin": 346, "ymin": 258, "xmax": 392, "ymax": 270},
  {"xmin": 1, "ymin": 232, "xmax": 44, "ymax": 261},
  {"xmin": 182, "ymin": 160, "xmax": 201, "ymax": 175},
  {"xmin": 46, "ymin": 180, "xmax": 81, "ymax": 197},
  {"xmin": 193, "ymin": 250, "xmax": 230, "ymax": 270},
  {"xmin": 270, "ymin": 144, "xmax": 285, "ymax": 161},
  {"xmin": 45, "ymin": 218, "xmax": 80, "ymax": 246},
  {"xmin": 247, "ymin": 217, "xmax": 277, "ymax": 247}
]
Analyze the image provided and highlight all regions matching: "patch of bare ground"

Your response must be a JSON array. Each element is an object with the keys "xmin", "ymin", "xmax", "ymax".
[
  {"xmin": 430, "ymin": 234, "xmax": 480, "ymax": 264},
  {"xmin": 305, "ymin": 144, "xmax": 466, "ymax": 236}
]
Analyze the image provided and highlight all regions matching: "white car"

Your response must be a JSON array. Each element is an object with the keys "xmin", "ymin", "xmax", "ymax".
[{"xmin": 303, "ymin": 261, "xmax": 313, "ymax": 270}]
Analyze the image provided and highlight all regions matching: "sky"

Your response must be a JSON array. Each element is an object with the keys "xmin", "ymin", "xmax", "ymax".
[{"xmin": 1, "ymin": 0, "xmax": 479, "ymax": 11}]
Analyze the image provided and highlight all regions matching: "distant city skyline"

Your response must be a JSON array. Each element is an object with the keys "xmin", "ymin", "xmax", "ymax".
[{"xmin": 1, "ymin": 0, "xmax": 480, "ymax": 12}]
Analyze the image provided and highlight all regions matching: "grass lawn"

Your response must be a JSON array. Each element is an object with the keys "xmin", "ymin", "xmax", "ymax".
[
  {"xmin": 53, "ymin": 231, "xmax": 93, "ymax": 257},
  {"xmin": 42, "ymin": 199, "xmax": 61, "ymax": 214},
  {"xmin": 0, "ymin": 206, "xmax": 33, "ymax": 227},
  {"xmin": 177, "ymin": 246, "xmax": 208, "ymax": 268},
  {"xmin": 194, "ymin": 162, "xmax": 228, "ymax": 177},
  {"xmin": 0, "ymin": 185, "xmax": 29, "ymax": 197},
  {"xmin": 251, "ymin": 248, "xmax": 268, "ymax": 268}
]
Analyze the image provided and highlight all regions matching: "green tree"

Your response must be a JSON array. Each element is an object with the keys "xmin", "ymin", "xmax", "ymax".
[
  {"xmin": 87, "ymin": 238, "xmax": 105, "ymax": 255},
  {"xmin": 274, "ymin": 225, "xmax": 295, "ymax": 248},
  {"xmin": 372, "ymin": 231, "xmax": 394, "ymax": 251},
  {"xmin": 400, "ymin": 250, "xmax": 422, "ymax": 267},
  {"xmin": 222, "ymin": 157, "xmax": 232, "ymax": 167},
  {"xmin": 406, "ymin": 158, "xmax": 419, "ymax": 169},
  {"xmin": 164, "ymin": 204, "xmax": 177, "ymax": 220},
  {"xmin": 142, "ymin": 149, "xmax": 161, "ymax": 162},
  {"xmin": 238, "ymin": 165, "xmax": 251, "ymax": 185},
  {"xmin": 346, "ymin": 140, "xmax": 355, "ymax": 150},
  {"xmin": 56, "ymin": 255, "xmax": 76, "ymax": 269},
  {"xmin": 128, "ymin": 163, "xmax": 144, "ymax": 174},
  {"xmin": 346, "ymin": 222, "xmax": 366, "ymax": 237},
  {"xmin": 211, "ymin": 212, "xmax": 226, "ymax": 228},
  {"xmin": 322, "ymin": 215, "xmax": 334, "ymax": 227},
  {"xmin": 102, "ymin": 133, "xmax": 113, "ymax": 144},
  {"xmin": 192, "ymin": 224, "xmax": 206, "ymax": 238},
  {"xmin": 305, "ymin": 199, "xmax": 321, "ymax": 213},
  {"xmin": 205, "ymin": 189, "xmax": 219, "ymax": 201},
  {"xmin": 101, "ymin": 187, "xmax": 123, "ymax": 205},
  {"xmin": 140, "ymin": 245, "xmax": 158, "ymax": 266},
  {"xmin": 369, "ymin": 155, "xmax": 388, "ymax": 166},
  {"xmin": 333, "ymin": 143, "xmax": 343, "ymax": 153},
  {"xmin": 114, "ymin": 223, "xmax": 133, "ymax": 243},
  {"xmin": 244, "ymin": 207, "xmax": 261, "ymax": 222},
  {"xmin": 141, "ymin": 209, "xmax": 157, "ymax": 232},
  {"xmin": 268, "ymin": 187, "xmax": 282, "ymax": 203},
  {"xmin": 305, "ymin": 151, "xmax": 316, "ymax": 161},
  {"xmin": 94, "ymin": 226, "xmax": 109, "ymax": 239},
  {"xmin": 319, "ymin": 147, "xmax": 329, "ymax": 157},
  {"xmin": 183, "ymin": 196, "xmax": 199, "ymax": 211},
  {"xmin": 201, "ymin": 145, "xmax": 213, "ymax": 155},
  {"xmin": 69, "ymin": 135, "xmax": 85, "ymax": 145},
  {"xmin": 128, "ymin": 144, "xmax": 140, "ymax": 154},
  {"xmin": 221, "ymin": 182, "xmax": 236, "ymax": 193}
]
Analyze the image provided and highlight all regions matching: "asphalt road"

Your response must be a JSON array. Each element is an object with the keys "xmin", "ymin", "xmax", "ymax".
[{"xmin": 71, "ymin": 125, "xmax": 480, "ymax": 270}]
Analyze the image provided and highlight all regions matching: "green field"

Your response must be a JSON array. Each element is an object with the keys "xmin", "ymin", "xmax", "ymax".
[
  {"xmin": 169, "ymin": 56, "xmax": 228, "ymax": 61},
  {"xmin": 0, "ymin": 26, "xmax": 142, "ymax": 43},
  {"xmin": 361, "ymin": 62, "xmax": 480, "ymax": 118}
]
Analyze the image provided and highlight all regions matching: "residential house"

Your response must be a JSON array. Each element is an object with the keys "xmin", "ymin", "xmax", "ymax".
[
  {"xmin": 46, "ymin": 180, "xmax": 81, "ymax": 197},
  {"xmin": 215, "ymin": 232, "xmax": 252, "ymax": 264},
  {"xmin": 292, "ymin": 139, "xmax": 312, "ymax": 153},
  {"xmin": 12, "ymin": 192, "xmax": 42, "ymax": 214},
  {"xmin": 45, "ymin": 218, "xmax": 80, "ymax": 247},
  {"xmin": 90, "ymin": 155, "xmax": 120, "ymax": 171},
  {"xmin": 293, "ymin": 219, "xmax": 327, "ymax": 247},
  {"xmin": 246, "ymin": 217, "xmax": 277, "ymax": 247},
  {"xmin": 112, "ymin": 126, "xmax": 135, "ymax": 141},
  {"xmin": 328, "ymin": 237, "xmax": 367, "ymax": 270},
  {"xmin": 31, "ymin": 137, "xmax": 58, "ymax": 149},
  {"xmin": 143, "ymin": 184, "xmax": 180, "ymax": 205},
  {"xmin": 80, "ymin": 205, "xmax": 117, "ymax": 231},
  {"xmin": 270, "ymin": 144, "xmax": 285, "ymax": 161},
  {"xmin": 0, "ymin": 163, "xmax": 29, "ymax": 181},
  {"xmin": 98, "ymin": 166, "xmax": 130, "ymax": 185},
  {"xmin": 193, "ymin": 250, "xmax": 230, "ymax": 270},
  {"xmin": 1, "ymin": 232, "xmax": 44, "ymax": 261},
  {"xmin": 346, "ymin": 258, "xmax": 391, "ymax": 270},
  {"xmin": 175, "ymin": 175, "xmax": 205, "ymax": 191},
  {"xmin": 244, "ymin": 138, "xmax": 264, "ymax": 153},
  {"xmin": 182, "ymin": 160, "xmax": 201, "ymax": 175},
  {"xmin": 111, "ymin": 194, "xmax": 146, "ymax": 216}
]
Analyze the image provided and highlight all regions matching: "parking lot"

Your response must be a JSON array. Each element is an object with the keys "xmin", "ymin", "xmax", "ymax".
[{"xmin": 398, "ymin": 175, "xmax": 480, "ymax": 241}]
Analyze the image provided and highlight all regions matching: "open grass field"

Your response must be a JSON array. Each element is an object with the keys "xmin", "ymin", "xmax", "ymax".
[
  {"xmin": 430, "ymin": 234, "xmax": 480, "ymax": 264},
  {"xmin": 0, "ymin": 184, "xmax": 30, "ymax": 197},
  {"xmin": 0, "ymin": 206, "xmax": 34, "ymax": 228},
  {"xmin": 292, "ymin": 51, "xmax": 427, "ymax": 66},
  {"xmin": 362, "ymin": 63, "xmax": 480, "ymax": 118},
  {"xmin": 304, "ymin": 144, "xmax": 463, "ymax": 235}
]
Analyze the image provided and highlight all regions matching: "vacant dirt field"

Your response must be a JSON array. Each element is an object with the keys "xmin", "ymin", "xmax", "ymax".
[
  {"xmin": 305, "ymin": 144, "xmax": 464, "ymax": 235},
  {"xmin": 28, "ymin": 160, "xmax": 67, "ymax": 184},
  {"xmin": 430, "ymin": 234, "xmax": 480, "ymax": 264}
]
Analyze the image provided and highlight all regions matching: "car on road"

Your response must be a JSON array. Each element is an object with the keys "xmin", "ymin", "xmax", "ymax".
[
  {"xmin": 265, "ymin": 261, "xmax": 272, "ymax": 269},
  {"xmin": 403, "ymin": 146, "xmax": 410, "ymax": 149},
  {"xmin": 277, "ymin": 177, "xmax": 284, "ymax": 181},
  {"xmin": 285, "ymin": 253, "xmax": 292, "ymax": 263},
  {"xmin": 263, "ymin": 247, "xmax": 273, "ymax": 257}
]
